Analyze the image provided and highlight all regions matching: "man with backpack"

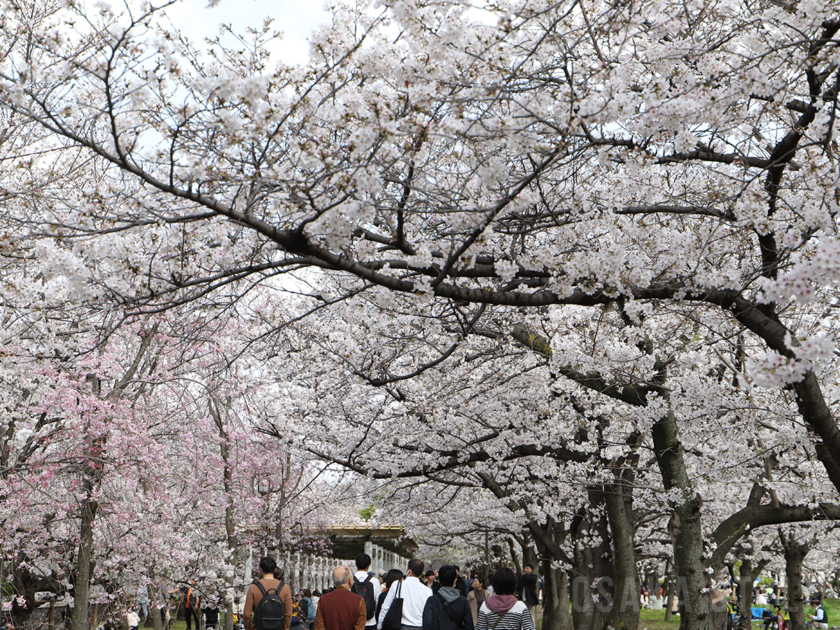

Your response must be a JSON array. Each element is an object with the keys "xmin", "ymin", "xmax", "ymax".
[
  {"xmin": 315, "ymin": 566, "xmax": 367, "ymax": 630},
  {"xmin": 422, "ymin": 566, "xmax": 473, "ymax": 630},
  {"xmin": 352, "ymin": 554, "xmax": 382, "ymax": 630},
  {"xmin": 244, "ymin": 557, "xmax": 293, "ymax": 630}
]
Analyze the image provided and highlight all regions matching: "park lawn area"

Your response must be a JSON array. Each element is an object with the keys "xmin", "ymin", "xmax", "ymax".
[
  {"xmin": 639, "ymin": 608, "xmax": 681, "ymax": 630},
  {"xmin": 810, "ymin": 599, "xmax": 840, "ymax": 623},
  {"xmin": 534, "ymin": 607, "xmax": 681, "ymax": 630}
]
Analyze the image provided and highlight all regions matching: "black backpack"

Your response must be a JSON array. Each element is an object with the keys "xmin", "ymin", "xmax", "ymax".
[
  {"xmin": 351, "ymin": 573, "xmax": 377, "ymax": 620},
  {"xmin": 253, "ymin": 580, "xmax": 286, "ymax": 630}
]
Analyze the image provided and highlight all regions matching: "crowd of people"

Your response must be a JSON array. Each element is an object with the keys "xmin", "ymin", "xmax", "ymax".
[
  {"xmin": 117, "ymin": 555, "xmax": 541, "ymax": 630},
  {"xmin": 239, "ymin": 555, "xmax": 541, "ymax": 630},
  {"xmin": 119, "ymin": 560, "xmax": 838, "ymax": 630}
]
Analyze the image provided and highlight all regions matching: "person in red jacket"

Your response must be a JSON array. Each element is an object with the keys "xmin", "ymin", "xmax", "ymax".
[{"xmin": 315, "ymin": 567, "xmax": 366, "ymax": 630}]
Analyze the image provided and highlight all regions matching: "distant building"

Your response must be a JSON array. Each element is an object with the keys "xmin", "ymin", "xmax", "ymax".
[
  {"xmin": 240, "ymin": 524, "xmax": 418, "ymax": 593},
  {"xmin": 327, "ymin": 525, "xmax": 419, "ymax": 574}
]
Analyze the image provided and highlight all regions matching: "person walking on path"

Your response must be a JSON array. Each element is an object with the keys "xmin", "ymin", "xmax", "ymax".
[
  {"xmin": 244, "ymin": 557, "xmax": 293, "ymax": 630},
  {"xmin": 476, "ymin": 569, "xmax": 534, "ymax": 630},
  {"xmin": 377, "ymin": 570, "xmax": 404, "ymax": 625},
  {"xmin": 353, "ymin": 554, "xmax": 383, "ymax": 630},
  {"xmin": 302, "ymin": 591, "xmax": 317, "ymax": 630},
  {"xmin": 422, "ymin": 565, "xmax": 473, "ymax": 630},
  {"xmin": 515, "ymin": 566, "xmax": 539, "ymax": 629},
  {"xmin": 378, "ymin": 559, "xmax": 432, "ymax": 630},
  {"xmin": 466, "ymin": 576, "xmax": 488, "ymax": 626},
  {"xmin": 315, "ymin": 566, "xmax": 367, "ymax": 630}
]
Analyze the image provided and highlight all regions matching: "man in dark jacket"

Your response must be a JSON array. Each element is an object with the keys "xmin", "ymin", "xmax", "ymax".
[
  {"xmin": 422, "ymin": 566, "xmax": 474, "ymax": 630},
  {"xmin": 516, "ymin": 565, "xmax": 540, "ymax": 629}
]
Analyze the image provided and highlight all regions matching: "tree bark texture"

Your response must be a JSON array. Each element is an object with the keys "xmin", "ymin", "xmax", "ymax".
[
  {"xmin": 652, "ymin": 407, "xmax": 713, "ymax": 630},
  {"xmin": 69, "ymin": 494, "xmax": 99, "ymax": 630},
  {"xmin": 210, "ymin": 397, "xmax": 238, "ymax": 630},
  {"xmin": 782, "ymin": 535, "xmax": 809, "ymax": 630},
  {"xmin": 150, "ymin": 586, "xmax": 165, "ymax": 630},
  {"xmin": 570, "ymin": 503, "xmax": 612, "ymax": 630},
  {"xmin": 737, "ymin": 559, "xmax": 758, "ymax": 630},
  {"xmin": 540, "ymin": 560, "xmax": 572, "ymax": 630},
  {"xmin": 603, "ymin": 482, "xmax": 641, "ymax": 630}
]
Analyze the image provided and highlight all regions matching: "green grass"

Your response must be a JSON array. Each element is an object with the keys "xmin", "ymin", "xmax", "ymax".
[
  {"xmin": 639, "ymin": 607, "xmax": 681, "ymax": 630},
  {"xmin": 531, "ymin": 606, "xmax": 680, "ymax": 630},
  {"xmin": 807, "ymin": 598, "xmax": 840, "ymax": 623}
]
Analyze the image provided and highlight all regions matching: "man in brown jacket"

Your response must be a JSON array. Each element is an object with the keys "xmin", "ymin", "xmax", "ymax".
[
  {"xmin": 244, "ymin": 558, "xmax": 293, "ymax": 630},
  {"xmin": 315, "ymin": 567, "xmax": 366, "ymax": 630}
]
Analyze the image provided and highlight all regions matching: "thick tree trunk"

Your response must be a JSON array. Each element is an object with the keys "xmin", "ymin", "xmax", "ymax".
[
  {"xmin": 571, "ymin": 545, "xmax": 601, "ymax": 630},
  {"xmin": 69, "ymin": 495, "xmax": 99, "ymax": 630},
  {"xmin": 652, "ymin": 407, "xmax": 712, "ymax": 630},
  {"xmin": 603, "ymin": 482, "xmax": 641, "ymax": 630},
  {"xmin": 710, "ymin": 591, "xmax": 729, "ymax": 630},
  {"xmin": 571, "ymin": 517, "xmax": 612, "ymax": 630},
  {"xmin": 671, "ymin": 504, "xmax": 711, "ymax": 630},
  {"xmin": 540, "ymin": 561, "xmax": 572, "ymax": 630},
  {"xmin": 70, "ymin": 374, "xmax": 107, "ymax": 630},
  {"xmin": 223, "ymin": 460, "xmax": 236, "ymax": 630},
  {"xmin": 210, "ymin": 397, "xmax": 238, "ymax": 630},
  {"xmin": 782, "ymin": 535, "xmax": 809, "ymax": 630},
  {"xmin": 150, "ymin": 585, "xmax": 164, "ymax": 630},
  {"xmin": 737, "ymin": 560, "xmax": 757, "ymax": 630}
]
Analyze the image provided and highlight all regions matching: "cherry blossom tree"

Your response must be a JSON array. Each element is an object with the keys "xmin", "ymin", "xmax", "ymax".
[
  {"xmin": 4, "ymin": 2, "xmax": 840, "ymax": 630},
  {"xmin": 252, "ymin": 291, "xmax": 840, "ymax": 630},
  {"xmin": 0, "ymin": 294, "xmax": 337, "ymax": 629}
]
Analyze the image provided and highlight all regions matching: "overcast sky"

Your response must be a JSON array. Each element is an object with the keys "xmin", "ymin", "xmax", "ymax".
[{"xmin": 163, "ymin": 0, "xmax": 331, "ymax": 65}]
